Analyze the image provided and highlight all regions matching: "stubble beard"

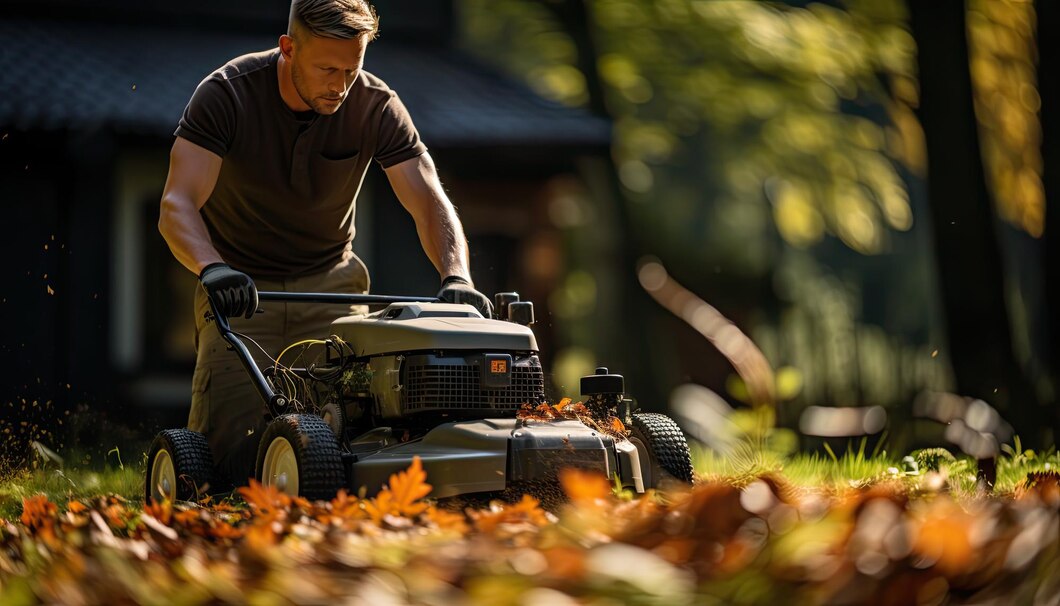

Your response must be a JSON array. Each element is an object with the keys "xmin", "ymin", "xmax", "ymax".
[{"xmin": 290, "ymin": 62, "xmax": 342, "ymax": 115}]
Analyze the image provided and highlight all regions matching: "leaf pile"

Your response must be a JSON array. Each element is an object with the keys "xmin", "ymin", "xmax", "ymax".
[
  {"xmin": 516, "ymin": 398, "xmax": 628, "ymax": 439},
  {"xmin": 1, "ymin": 461, "xmax": 1058, "ymax": 604}
]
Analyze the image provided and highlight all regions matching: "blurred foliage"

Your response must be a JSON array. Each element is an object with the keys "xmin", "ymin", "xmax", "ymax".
[
  {"xmin": 967, "ymin": 0, "xmax": 1045, "ymax": 237},
  {"xmin": 459, "ymin": 0, "xmax": 955, "ymax": 417},
  {"xmin": 2, "ymin": 451, "xmax": 1059, "ymax": 603},
  {"xmin": 462, "ymin": 0, "xmax": 924, "ymax": 259}
]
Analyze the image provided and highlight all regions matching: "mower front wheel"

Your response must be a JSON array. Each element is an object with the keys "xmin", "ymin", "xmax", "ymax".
[
  {"xmin": 256, "ymin": 414, "xmax": 345, "ymax": 501},
  {"xmin": 629, "ymin": 412, "xmax": 694, "ymax": 487},
  {"xmin": 145, "ymin": 429, "xmax": 216, "ymax": 503}
]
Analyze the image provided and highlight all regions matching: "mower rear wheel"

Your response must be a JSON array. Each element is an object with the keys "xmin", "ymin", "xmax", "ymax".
[
  {"xmin": 320, "ymin": 402, "xmax": 346, "ymax": 438},
  {"xmin": 145, "ymin": 429, "xmax": 215, "ymax": 503},
  {"xmin": 256, "ymin": 414, "xmax": 344, "ymax": 501},
  {"xmin": 629, "ymin": 413, "xmax": 694, "ymax": 486}
]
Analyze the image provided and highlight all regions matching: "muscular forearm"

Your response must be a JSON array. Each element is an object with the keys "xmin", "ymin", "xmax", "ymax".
[
  {"xmin": 415, "ymin": 198, "xmax": 471, "ymax": 281},
  {"xmin": 158, "ymin": 193, "xmax": 225, "ymax": 276}
]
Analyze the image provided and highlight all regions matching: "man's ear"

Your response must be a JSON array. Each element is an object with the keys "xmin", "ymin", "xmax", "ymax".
[{"xmin": 279, "ymin": 34, "xmax": 295, "ymax": 59}]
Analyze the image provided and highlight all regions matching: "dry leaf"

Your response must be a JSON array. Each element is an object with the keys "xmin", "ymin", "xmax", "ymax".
[{"xmin": 559, "ymin": 468, "xmax": 611, "ymax": 502}]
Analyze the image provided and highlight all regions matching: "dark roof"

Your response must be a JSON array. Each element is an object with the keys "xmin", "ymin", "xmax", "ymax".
[{"xmin": 0, "ymin": 19, "xmax": 611, "ymax": 150}]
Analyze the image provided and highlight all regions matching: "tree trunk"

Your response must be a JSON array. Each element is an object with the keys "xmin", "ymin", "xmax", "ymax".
[
  {"xmin": 539, "ymin": 0, "xmax": 666, "ymax": 407},
  {"xmin": 1036, "ymin": 0, "xmax": 1060, "ymax": 444},
  {"xmin": 907, "ymin": 0, "xmax": 1040, "ymax": 445}
]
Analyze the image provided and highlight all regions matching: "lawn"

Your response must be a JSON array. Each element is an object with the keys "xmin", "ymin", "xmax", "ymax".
[{"xmin": 0, "ymin": 423, "xmax": 1058, "ymax": 605}]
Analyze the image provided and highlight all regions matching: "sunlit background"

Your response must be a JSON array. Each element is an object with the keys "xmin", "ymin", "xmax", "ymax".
[{"xmin": 1, "ymin": 0, "xmax": 1057, "ymax": 459}]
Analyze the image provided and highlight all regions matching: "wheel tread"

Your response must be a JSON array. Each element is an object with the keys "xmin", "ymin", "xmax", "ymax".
[
  {"xmin": 146, "ymin": 429, "xmax": 215, "ymax": 502},
  {"xmin": 630, "ymin": 413, "xmax": 694, "ymax": 483},
  {"xmin": 257, "ymin": 414, "xmax": 344, "ymax": 501}
]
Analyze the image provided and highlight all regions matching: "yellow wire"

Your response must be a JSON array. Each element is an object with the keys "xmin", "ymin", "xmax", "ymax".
[{"xmin": 276, "ymin": 339, "xmax": 327, "ymax": 368}]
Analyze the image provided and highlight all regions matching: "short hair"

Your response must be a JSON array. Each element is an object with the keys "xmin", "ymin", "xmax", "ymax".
[{"xmin": 289, "ymin": 0, "xmax": 379, "ymax": 41}]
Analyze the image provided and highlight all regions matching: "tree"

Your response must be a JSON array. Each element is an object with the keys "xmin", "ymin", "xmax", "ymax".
[{"xmin": 907, "ymin": 0, "xmax": 1040, "ymax": 445}]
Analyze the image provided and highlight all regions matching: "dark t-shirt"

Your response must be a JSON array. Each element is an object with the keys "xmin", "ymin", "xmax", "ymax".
[{"xmin": 175, "ymin": 48, "xmax": 427, "ymax": 278}]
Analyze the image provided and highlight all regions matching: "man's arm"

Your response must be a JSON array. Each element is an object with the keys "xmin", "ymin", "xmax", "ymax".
[
  {"xmin": 158, "ymin": 137, "xmax": 258, "ymax": 319},
  {"xmin": 158, "ymin": 137, "xmax": 225, "ymax": 275},
  {"xmin": 383, "ymin": 152, "xmax": 471, "ymax": 281},
  {"xmin": 384, "ymin": 152, "xmax": 493, "ymax": 316}
]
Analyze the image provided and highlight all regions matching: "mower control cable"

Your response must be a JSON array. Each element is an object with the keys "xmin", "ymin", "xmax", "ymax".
[{"xmin": 205, "ymin": 291, "xmax": 442, "ymax": 419}]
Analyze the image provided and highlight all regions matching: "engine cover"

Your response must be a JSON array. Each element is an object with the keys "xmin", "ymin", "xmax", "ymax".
[{"xmin": 330, "ymin": 302, "xmax": 538, "ymax": 356}]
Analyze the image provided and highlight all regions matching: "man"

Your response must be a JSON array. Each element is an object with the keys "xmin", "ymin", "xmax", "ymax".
[{"xmin": 158, "ymin": 0, "xmax": 493, "ymax": 486}]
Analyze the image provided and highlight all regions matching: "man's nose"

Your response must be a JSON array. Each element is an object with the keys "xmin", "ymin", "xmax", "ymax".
[{"xmin": 328, "ymin": 74, "xmax": 345, "ymax": 94}]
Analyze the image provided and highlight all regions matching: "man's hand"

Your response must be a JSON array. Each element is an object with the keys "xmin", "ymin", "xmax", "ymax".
[
  {"xmin": 200, "ymin": 263, "xmax": 258, "ymax": 319},
  {"xmin": 437, "ymin": 276, "xmax": 493, "ymax": 318}
]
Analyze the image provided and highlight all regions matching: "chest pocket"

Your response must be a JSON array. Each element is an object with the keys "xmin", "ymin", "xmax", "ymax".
[{"xmin": 311, "ymin": 152, "xmax": 362, "ymax": 208}]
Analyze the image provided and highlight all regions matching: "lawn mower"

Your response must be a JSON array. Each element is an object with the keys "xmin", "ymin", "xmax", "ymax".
[{"xmin": 145, "ymin": 290, "xmax": 694, "ymax": 503}]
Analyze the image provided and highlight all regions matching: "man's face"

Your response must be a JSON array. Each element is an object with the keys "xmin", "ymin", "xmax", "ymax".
[{"xmin": 286, "ymin": 33, "xmax": 367, "ymax": 115}]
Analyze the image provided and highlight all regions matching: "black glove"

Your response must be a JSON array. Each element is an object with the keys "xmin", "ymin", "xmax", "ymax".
[
  {"xmin": 436, "ymin": 275, "xmax": 493, "ymax": 318},
  {"xmin": 200, "ymin": 263, "xmax": 258, "ymax": 320}
]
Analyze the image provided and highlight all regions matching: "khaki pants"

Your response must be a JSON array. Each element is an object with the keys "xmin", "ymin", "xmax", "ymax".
[{"xmin": 188, "ymin": 251, "xmax": 370, "ymax": 487}]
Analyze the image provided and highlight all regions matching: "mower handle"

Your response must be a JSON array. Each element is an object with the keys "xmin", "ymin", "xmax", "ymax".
[
  {"xmin": 257, "ymin": 291, "xmax": 440, "ymax": 305},
  {"xmin": 206, "ymin": 291, "xmax": 440, "ymax": 419}
]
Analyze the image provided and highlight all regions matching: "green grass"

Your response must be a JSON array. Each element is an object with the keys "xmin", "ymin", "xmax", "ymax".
[
  {"xmin": 690, "ymin": 407, "xmax": 1059, "ymax": 496},
  {"xmin": 0, "ymin": 454, "xmax": 145, "ymax": 520},
  {"xmin": 2, "ymin": 425, "xmax": 1058, "ymax": 522}
]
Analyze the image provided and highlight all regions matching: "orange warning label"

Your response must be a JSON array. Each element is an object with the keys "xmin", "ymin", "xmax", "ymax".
[{"xmin": 490, "ymin": 360, "xmax": 508, "ymax": 373}]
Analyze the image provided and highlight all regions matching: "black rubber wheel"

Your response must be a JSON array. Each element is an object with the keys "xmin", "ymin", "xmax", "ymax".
[
  {"xmin": 145, "ymin": 429, "xmax": 216, "ymax": 503},
  {"xmin": 320, "ymin": 401, "xmax": 346, "ymax": 439},
  {"xmin": 255, "ymin": 414, "xmax": 345, "ymax": 501},
  {"xmin": 629, "ymin": 413, "xmax": 694, "ymax": 486}
]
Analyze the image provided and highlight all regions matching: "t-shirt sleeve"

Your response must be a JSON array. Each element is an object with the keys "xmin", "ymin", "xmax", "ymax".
[
  {"xmin": 374, "ymin": 91, "xmax": 428, "ymax": 168},
  {"xmin": 174, "ymin": 75, "xmax": 236, "ymax": 157}
]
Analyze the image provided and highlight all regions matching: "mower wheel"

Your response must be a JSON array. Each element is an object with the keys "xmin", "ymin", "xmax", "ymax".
[
  {"xmin": 320, "ymin": 402, "xmax": 346, "ymax": 438},
  {"xmin": 629, "ymin": 413, "xmax": 694, "ymax": 486},
  {"xmin": 256, "ymin": 414, "xmax": 344, "ymax": 501},
  {"xmin": 145, "ymin": 429, "xmax": 215, "ymax": 503}
]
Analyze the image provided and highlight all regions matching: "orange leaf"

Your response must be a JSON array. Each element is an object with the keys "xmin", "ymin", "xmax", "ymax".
[
  {"xmin": 559, "ymin": 468, "xmax": 611, "ymax": 502},
  {"xmin": 364, "ymin": 457, "xmax": 433, "ymax": 522},
  {"xmin": 329, "ymin": 489, "xmax": 365, "ymax": 521},
  {"xmin": 469, "ymin": 494, "xmax": 551, "ymax": 533},
  {"xmin": 386, "ymin": 456, "xmax": 432, "ymax": 516},
  {"xmin": 207, "ymin": 520, "xmax": 245, "ymax": 540},
  {"xmin": 912, "ymin": 500, "xmax": 974, "ymax": 576},
  {"xmin": 517, "ymin": 403, "xmax": 557, "ymax": 421},
  {"xmin": 66, "ymin": 500, "xmax": 88, "ymax": 515},
  {"xmin": 237, "ymin": 479, "xmax": 290, "ymax": 514},
  {"xmin": 610, "ymin": 417, "xmax": 626, "ymax": 433},
  {"xmin": 21, "ymin": 495, "xmax": 58, "ymax": 530},
  {"xmin": 553, "ymin": 397, "xmax": 572, "ymax": 412},
  {"xmin": 424, "ymin": 505, "xmax": 469, "ymax": 534},
  {"xmin": 141, "ymin": 500, "xmax": 171, "ymax": 525}
]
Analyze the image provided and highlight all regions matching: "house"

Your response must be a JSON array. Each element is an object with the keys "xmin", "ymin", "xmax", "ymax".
[{"xmin": 0, "ymin": 0, "xmax": 612, "ymax": 425}]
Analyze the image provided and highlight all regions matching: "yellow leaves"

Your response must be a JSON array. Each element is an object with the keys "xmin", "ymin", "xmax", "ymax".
[
  {"xmin": 770, "ymin": 178, "xmax": 824, "ymax": 248},
  {"xmin": 364, "ymin": 456, "xmax": 432, "ymax": 523},
  {"xmin": 967, "ymin": 0, "xmax": 1044, "ymax": 237}
]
